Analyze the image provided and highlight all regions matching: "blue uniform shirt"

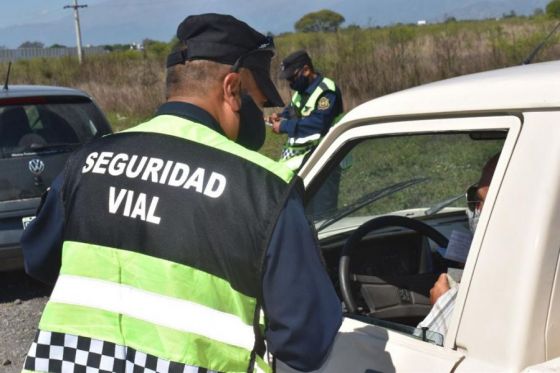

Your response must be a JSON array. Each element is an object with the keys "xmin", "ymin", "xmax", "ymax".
[
  {"xmin": 21, "ymin": 102, "xmax": 342, "ymax": 372},
  {"xmin": 279, "ymin": 74, "xmax": 343, "ymax": 139}
]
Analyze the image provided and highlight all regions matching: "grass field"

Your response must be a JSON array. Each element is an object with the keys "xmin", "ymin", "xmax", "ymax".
[{"xmin": 332, "ymin": 133, "xmax": 504, "ymax": 217}]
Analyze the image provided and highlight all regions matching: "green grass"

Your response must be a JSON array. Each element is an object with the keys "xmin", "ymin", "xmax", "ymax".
[{"xmin": 327, "ymin": 133, "xmax": 504, "ymax": 216}]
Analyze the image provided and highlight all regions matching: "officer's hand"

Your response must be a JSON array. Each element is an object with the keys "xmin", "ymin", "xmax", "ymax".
[
  {"xmin": 266, "ymin": 113, "xmax": 279, "ymax": 123},
  {"xmin": 272, "ymin": 119, "xmax": 282, "ymax": 134},
  {"xmin": 429, "ymin": 273, "xmax": 450, "ymax": 305}
]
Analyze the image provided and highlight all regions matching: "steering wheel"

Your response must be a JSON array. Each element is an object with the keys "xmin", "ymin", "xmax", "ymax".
[{"xmin": 339, "ymin": 215, "xmax": 449, "ymax": 315}]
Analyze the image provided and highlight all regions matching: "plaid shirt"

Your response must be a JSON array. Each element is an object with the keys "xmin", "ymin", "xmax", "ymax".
[{"xmin": 417, "ymin": 285, "xmax": 459, "ymax": 338}]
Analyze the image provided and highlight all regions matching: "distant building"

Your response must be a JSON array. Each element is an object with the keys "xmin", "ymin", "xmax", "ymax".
[
  {"xmin": 417, "ymin": 20, "xmax": 427, "ymax": 26},
  {"xmin": 0, "ymin": 46, "xmax": 107, "ymax": 62},
  {"xmin": 130, "ymin": 42, "xmax": 144, "ymax": 50}
]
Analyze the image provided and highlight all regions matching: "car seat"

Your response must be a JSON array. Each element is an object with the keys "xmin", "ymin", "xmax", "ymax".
[
  {"xmin": 39, "ymin": 110, "xmax": 79, "ymax": 144},
  {"xmin": 0, "ymin": 106, "xmax": 31, "ymax": 147}
]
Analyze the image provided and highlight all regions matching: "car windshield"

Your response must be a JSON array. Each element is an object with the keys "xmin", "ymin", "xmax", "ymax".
[
  {"xmin": 0, "ymin": 99, "xmax": 107, "ymax": 157},
  {"xmin": 306, "ymin": 132, "xmax": 505, "ymax": 232}
]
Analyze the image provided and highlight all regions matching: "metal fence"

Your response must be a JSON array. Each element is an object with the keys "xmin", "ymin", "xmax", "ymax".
[{"xmin": 0, "ymin": 47, "xmax": 107, "ymax": 62}]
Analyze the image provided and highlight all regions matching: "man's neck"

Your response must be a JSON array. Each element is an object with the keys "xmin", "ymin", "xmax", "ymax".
[
  {"xmin": 166, "ymin": 95, "xmax": 238, "ymax": 141},
  {"xmin": 167, "ymin": 96, "xmax": 219, "ymax": 122}
]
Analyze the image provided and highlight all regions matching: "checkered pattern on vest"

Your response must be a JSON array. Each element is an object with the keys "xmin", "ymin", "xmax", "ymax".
[
  {"xmin": 24, "ymin": 330, "xmax": 221, "ymax": 373},
  {"xmin": 280, "ymin": 143, "xmax": 315, "ymax": 161}
]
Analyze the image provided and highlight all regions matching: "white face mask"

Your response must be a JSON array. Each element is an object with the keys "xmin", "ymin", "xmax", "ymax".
[{"xmin": 467, "ymin": 208, "xmax": 481, "ymax": 233}]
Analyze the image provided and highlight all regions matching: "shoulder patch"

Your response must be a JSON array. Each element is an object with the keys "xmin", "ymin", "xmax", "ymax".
[{"xmin": 318, "ymin": 96, "xmax": 331, "ymax": 110}]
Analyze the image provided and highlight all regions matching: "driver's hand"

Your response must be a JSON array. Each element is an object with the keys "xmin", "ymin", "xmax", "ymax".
[{"xmin": 429, "ymin": 273, "xmax": 450, "ymax": 305}]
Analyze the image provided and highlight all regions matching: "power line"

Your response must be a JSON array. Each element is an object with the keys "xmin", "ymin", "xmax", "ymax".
[{"xmin": 64, "ymin": 0, "xmax": 88, "ymax": 64}]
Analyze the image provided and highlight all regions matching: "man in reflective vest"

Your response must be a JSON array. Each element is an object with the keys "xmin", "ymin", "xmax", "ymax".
[
  {"xmin": 21, "ymin": 14, "xmax": 341, "ymax": 373},
  {"xmin": 269, "ymin": 50, "xmax": 344, "ymax": 171}
]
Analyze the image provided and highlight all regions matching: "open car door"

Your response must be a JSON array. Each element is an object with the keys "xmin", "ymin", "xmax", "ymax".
[
  {"xmin": 278, "ymin": 317, "xmax": 464, "ymax": 372},
  {"xmin": 276, "ymin": 115, "xmax": 520, "ymax": 372}
]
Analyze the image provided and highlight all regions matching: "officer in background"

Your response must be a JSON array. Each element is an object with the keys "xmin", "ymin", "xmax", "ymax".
[
  {"xmin": 269, "ymin": 50, "xmax": 343, "ymax": 171},
  {"xmin": 21, "ymin": 14, "xmax": 341, "ymax": 373}
]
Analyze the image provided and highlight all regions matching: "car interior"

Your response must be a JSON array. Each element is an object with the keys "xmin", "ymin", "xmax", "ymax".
[
  {"xmin": 0, "ymin": 106, "xmax": 31, "ymax": 147},
  {"xmin": 304, "ymin": 130, "xmax": 506, "ymax": 346},
  {"xmin": 0, "ymin": 98, "xmax": 110, "ymax": 202},
  {"xmin": 0, "ymin": 101, "xmax": 104, "ymax": 154}
]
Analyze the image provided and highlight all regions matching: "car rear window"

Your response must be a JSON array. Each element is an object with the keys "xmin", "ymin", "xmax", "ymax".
[{"xmin": 0, "ymin": 96, "xmax": 109, "ymax": 157}]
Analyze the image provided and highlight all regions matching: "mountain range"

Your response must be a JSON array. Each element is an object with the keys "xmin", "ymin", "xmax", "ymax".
[{"xmin": 0, "ymin": 0, "xmax": 550, "ymax": 48}]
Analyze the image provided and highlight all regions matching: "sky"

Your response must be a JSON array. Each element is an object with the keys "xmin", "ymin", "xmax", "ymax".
[
  {"xmin": 0, "ymin": 0, "xmax": 550, "ymax": 48},
  {"xmin": 0, "ymin": 0, "xmax": 104, "ymax": 27}
]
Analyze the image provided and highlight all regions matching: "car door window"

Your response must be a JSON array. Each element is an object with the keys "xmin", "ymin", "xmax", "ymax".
[
  {"xmin": 307, "ymin": 133, "xmax": 504, "ymax": 222},
  {"xmin": 304, "ymin": 125, "xmax": 513, "ymax": 346}
]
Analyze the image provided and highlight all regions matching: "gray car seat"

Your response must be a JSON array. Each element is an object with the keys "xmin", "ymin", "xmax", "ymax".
[
  {"xmin": 0, "ymin": 107, "xmax": 31, "ymax": 147},
  {"xmin": 39, "ymin": 110, "xmax": 79, "ymax": 144}
]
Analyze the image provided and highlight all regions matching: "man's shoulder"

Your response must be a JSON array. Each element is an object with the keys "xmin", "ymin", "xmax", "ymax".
[
  {"xmin": 318, "ymin": 76, "xmax": 337, "ymax": 90},
  {"xmin": 316, "ymin": 77, "xmax": 341, "ymax": 100}
]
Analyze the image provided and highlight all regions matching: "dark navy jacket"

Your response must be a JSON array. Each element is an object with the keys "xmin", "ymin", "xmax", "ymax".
[
  {"xmin": 279, "ymin": 74, "xmax": 343, "ymax": 139},
  {"xmin": 20, "ymin": 102, "xmax": 342, "ymax": 372}
]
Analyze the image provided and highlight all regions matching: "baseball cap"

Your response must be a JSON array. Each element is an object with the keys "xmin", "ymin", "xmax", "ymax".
[
  {"xmin": 279, "ymin": 50, "xmax": 312, "ymax": 80},
  {"xmin": 166, "ymin": 13, "xmax": 284, "ymax": 107}
]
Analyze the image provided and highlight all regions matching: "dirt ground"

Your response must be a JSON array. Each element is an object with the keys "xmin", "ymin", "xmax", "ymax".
[{"xmin": 0, "ymin": 270, "xmax": 51, "ymax": 373}]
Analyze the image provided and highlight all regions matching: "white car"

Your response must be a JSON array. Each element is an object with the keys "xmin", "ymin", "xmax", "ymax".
[{"xmin": 279, "ymin": 60, "xmax": 560, "ymax": 372}]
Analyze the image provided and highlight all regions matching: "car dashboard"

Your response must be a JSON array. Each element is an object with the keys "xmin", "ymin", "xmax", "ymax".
[{"xmin": 318, "ymin": 210, "xmax": 469, "ymax": 327}]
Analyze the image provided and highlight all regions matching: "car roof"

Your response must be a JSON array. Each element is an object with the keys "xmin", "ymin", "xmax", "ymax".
[
  {"xmin": 342, "ymin": 60, "xmax": 560, "ymax": 123},
  {"xmin": 0, "ymin": 85, "xmax": 91, "ymax": 99}
]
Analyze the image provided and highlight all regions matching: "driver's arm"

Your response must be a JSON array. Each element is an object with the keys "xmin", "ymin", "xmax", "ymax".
[
  {"xmin": 262, "ymin": 188, "xmax": 342, "ymax": 371},
  {"xmin": 418, "ymin": 277, "xmax": 459, "ymax": 337},
  {"xmin": 430, "ymin": 273, "xmax": 451, "ymax": 304}
]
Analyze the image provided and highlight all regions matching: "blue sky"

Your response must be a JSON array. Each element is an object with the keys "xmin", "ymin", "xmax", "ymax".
[
  {"xmin": 0, "ymin": 0, "xmax": 549, "ymax": 48},
  {"xmin": 0, "ymin": 0, "xmax": 105, "ymax": 27}
]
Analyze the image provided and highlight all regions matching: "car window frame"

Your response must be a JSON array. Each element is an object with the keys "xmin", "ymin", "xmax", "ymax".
[{"xmin": 301, "ymin": 114, "xmax": 522, "ymax": 350}]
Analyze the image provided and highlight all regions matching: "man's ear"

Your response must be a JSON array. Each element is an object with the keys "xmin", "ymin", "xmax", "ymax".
[{"xmin": 223, "ymin": 72, "xmax": 242, "ymax": 112}]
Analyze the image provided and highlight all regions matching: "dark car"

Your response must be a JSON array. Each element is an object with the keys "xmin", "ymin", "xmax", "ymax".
[{"xmin": 0, "ymin": 85, "xmax": 112, "ymax": 270}]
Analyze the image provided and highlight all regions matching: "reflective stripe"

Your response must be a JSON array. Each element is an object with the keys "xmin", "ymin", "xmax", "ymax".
[
  {"xmin": 126, "ymin": 115, "xmax": 293, "ymax": 183},
  {"xmin": 291, "ymin": 91, "xmax": 303, "ymax": 113},
  {"xmin": 39, "ymin": 303, "xmax": 252, "ymax": 372},
  {"xmin": 51, "ymin": 274, "xmax": 256, "ymax": 351},
  {"xmin": 288, "ymin": 133, "xmax": 321, "ymax": 145},
  {"xmin": 280, "ymin": 153, "xmax": 308, "ymax": 171},
  {"xmin": 294, "ymin": 77, "xmax": 336, "ymax": 118},
  {"xmin": 60, "ymin": 241, "xmax": 256, "ymax": 325},
  {"xmin": 255, "ymin": 359, "xmax": 268, "ymax": 373}
]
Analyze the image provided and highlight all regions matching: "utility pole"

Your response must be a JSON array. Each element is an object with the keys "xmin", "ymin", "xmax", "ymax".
[{"xmin": 64, "ymin": 0, "xmax": 88, "ymax": 64}]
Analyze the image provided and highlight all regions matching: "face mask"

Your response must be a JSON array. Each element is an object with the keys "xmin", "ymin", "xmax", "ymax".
[
  {"xmin": 236, "ymin": 93, "xmax": 265, "ymax": 151},
  {"xmin": 467, "ymin": 208, "xmax": 480, "ymax": 233},
  {"xmin": 289, "ymin": 73, "xmax": 310, "ymax": 93}
]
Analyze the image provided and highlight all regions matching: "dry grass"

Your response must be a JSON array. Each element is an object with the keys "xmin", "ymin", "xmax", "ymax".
[{"xmin": 1, "ymin": 17, "xmax": 559, "ymax": 156}]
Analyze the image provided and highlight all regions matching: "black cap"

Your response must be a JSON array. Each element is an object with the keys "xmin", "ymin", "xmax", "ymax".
[
  {"xmin": 279, "ymin": 50, "xmax": 312, "ymax": 79},
  {"xmin": 166, "ymin": 13, "xmax": 284, "ymax": 107}
]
